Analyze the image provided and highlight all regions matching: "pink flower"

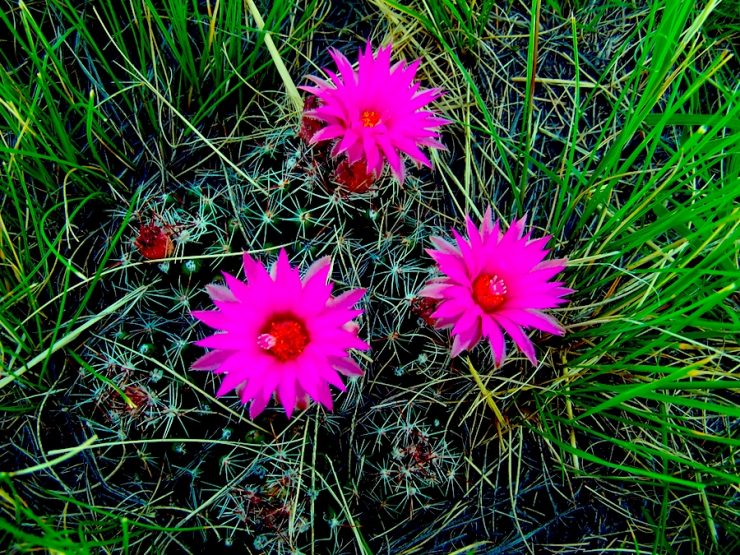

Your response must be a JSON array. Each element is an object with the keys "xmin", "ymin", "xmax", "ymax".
[
  {"xmin": 419, "ymin": 208, "xmax": 573, "ymax": 365},
  {"xmin": 301, "ymin": 42, "xmax": 450, "ymax": 183},
  {"xmin": 191, "ymin": 250, "xmax": 368, "ymax": 419}
]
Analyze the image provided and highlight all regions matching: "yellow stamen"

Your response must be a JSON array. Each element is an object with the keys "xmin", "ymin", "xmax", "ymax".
[{"xmin": 361, "ymin": 110, "xmax": 381, "ymax": 128}]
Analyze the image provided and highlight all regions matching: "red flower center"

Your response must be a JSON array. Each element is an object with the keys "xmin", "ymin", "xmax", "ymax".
[
  {"xmin": 361, "ymin": 110, "xmax": 381, "ymax": 128},
  {"xmin": 472, "ymin": 273, "xmax": 508, "ymax": 312},
  {"xmin": 257, "ymin": 316, "xmax": 309, "ymax": 361}
]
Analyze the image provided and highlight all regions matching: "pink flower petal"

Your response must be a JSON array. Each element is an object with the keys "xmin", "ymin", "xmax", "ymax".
[
  {"xmin": 376, "ymin": 133, "xmax": 404, "ymax": 182},
  {"xmin": 450, "ymin": 334, "xmax": 467, "ymax": 358},
  {"xmin": 205, "ymin": 283, "xmax": 237, "ymax": 303},
  {"xmin": 332, "ymin": 128, "xmax": 360, "ymax": 155},
  {"xmin": 482, "ymin": 317, "xmax": 507, "ymax": 366},
  {"xmin": 330, "ymin": 356, "xmax": 364, "ymax": 376},
  {"xmin": 494, "ymin": 314, "xmax": 538, "ymax": 365},
  {"xmin": 191, "ymin": 349, "xmax": 232, "ymax": 371},
  {"xmin": 195, "ymin": 333, "xmax": 244, "ymax": 350},
  {"xmin": 248, "ymin": 392, "xmax": 270, "ymax": 419},
  {"xmin": 499, "ymin": 309, "xmax": 565, "ymax": 335},
  {"xmin": 311, "ymin": 124, "xmax": 347, "ymax": 142},
  {"xmin": 304, "ymin": 255, "xmax": 332, "ymax": 283},
  {"xmin": 277, "ymin": 365, "xmax": 298, "ymax": 418},
  {"xmin": 318, "ymin": 364, "xmax": 347, "ymax": 392},
  {"xmin": 362, "ymin": 132, "xmax": 382, "ymax": 176},
  {"xmin": 327, "ymin": 288, "xmax": 365, "ymax": 310},
  {"xmin": 418, "ymin": 280, "xmax": 450, "ymax": 299},
  {"xmin": 315, "ymin": 380, "xmax": 334, "ymax": 411},
  {"xmin": 450, "ymin": 314, "xmax": 482, "ymax": 357},
  {"xmin": 222, "ymin": 272, "xmax": 252, "ymax": 303},
  {"xmin": 191, "ymin": 310, "xmax": 229, "ymax": 329},
  {"xmin": 428, "ymin": 250, "xmax": 469, "ymax": 284},
  {"xmin": 243, "ymin": 252, "xmax": 272, "ymax": 288},
  {"xmin": 429, "ymin": 236, "xmax": 459, "ymax": 255}
]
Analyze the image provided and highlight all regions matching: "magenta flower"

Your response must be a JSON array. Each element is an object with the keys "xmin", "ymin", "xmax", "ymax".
[
  {"xmin": 301, "ymin": 42, "xmax": 450, "ymax": 183},
  {"xmin": 419, "ymin": 208, "xmax": 573, "ymax": 365},
  {"xmin": 192, "ymin": 250, "xmax": 368, "ymax": 419}
]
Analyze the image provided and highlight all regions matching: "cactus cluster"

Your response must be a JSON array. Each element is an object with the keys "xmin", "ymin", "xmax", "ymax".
[
  {"xmin": 22, "ymin": 29, "xmax": 584, "ymax": 548},
  {"xmin": 54, "ymin": 106, "xmax": 476, "ymax": 551}
]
